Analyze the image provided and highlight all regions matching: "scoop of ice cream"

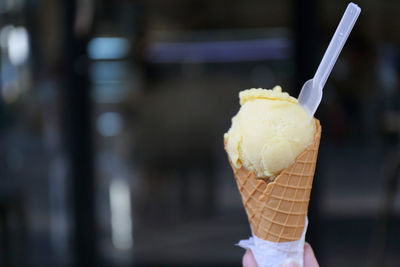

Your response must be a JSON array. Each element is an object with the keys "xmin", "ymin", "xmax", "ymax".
[{"xmin": 224, "ymin": 86, "xmax": 316, "ymax": 178}]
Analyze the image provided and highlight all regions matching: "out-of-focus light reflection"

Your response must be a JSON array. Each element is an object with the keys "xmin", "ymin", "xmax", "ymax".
[
  {"xmin": 8, "ymin": 27, "xmax": 29, "ymax": 66},
  {"xmin": 109, "ymin": 179, "xmax": 133, "ymax": 250},
  {"xmin": 87, "ymin": 37, "xmax": 130, "ymax": 60},
  {"xmin": 96, "ymin": 112, "xmax": 123, "ymax": 137},
  {"xmin": 90, "ymin": 61, "xmax": 128, "ymax": 83},
  {"xmin": 146, "ymin": 38, "xmax": 291, "ymax": 63},
  {"xmin": 92, "ymin": 82, "xmax": 128, "ymax": 104}
]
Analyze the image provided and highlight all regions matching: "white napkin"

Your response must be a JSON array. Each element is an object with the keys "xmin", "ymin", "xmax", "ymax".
[{"xmin": 237, "ymin": 218, "xmax": 308, "ymax": 267}]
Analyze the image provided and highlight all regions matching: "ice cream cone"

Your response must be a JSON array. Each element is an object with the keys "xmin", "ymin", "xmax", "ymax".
[{"xmin": 226, "ymin": 119, "xmax": 321, "ymax": 242}]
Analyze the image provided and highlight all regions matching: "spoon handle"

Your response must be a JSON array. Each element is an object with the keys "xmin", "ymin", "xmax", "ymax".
[{"xmin": 313, "ymin": 2, "xmax": 361, "ymax": 90}]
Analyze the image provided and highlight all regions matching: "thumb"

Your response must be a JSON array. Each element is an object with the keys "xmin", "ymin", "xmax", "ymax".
[
  {"xmin": 304, "ymin": 242, "xmax": 319, "ymax": 267},
  {"xmin": 281, "ymin": 259, "xmax": 300, "ymax": 267},
  {"xmin": 242, "ymin": 250, "xmax": 258, "ymax": 267}
]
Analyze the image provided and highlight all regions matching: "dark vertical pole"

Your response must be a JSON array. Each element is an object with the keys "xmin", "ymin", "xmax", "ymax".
[
  {"xmin": 293, "ymin": 0, "xmax": 319, "ymax": 94},
  {"xmin": 62, "ymin": 1, "xmax": 96, "ymax": 266},
  {"xmin": 0, "ymin": 207, "xmax": 10, "ymax": 267},
  {"xmin": 293, "ymin": 0, "xmax": 321, "ymax": 254}
]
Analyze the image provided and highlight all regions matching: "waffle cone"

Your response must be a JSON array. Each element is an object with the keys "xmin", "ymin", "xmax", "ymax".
[{"xmin": 226, "ymin": 119, "xmax": 321, "ymax": 242}]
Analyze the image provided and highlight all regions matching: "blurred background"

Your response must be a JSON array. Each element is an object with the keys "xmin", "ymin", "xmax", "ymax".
[{"xmin": 0, "ymin": 0, "xmax": 400, "ymax": 266}]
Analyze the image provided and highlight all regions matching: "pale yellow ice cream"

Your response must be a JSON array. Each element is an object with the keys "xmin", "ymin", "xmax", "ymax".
[{"xmin": 224, "ymin": 86, "xmax": 316, "ymax": 178}]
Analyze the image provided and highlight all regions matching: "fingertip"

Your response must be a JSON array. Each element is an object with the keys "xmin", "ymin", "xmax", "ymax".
[
  {"xmin": 304, "ymin": 242, "xmax": 319, "ymax": 267},
  {"xmin": 242, "ymin": 249, "xmax": 257, "ymax": 267},
  {"xmin": 242, "ymin": 250, "xmax": 251, "ymax": 266},
  {"xmin": 304, "ymin": 242, "xmax": 314, "ymax": 257}
]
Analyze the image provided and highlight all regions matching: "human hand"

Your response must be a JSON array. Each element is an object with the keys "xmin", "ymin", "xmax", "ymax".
[{"xmin": 242, "ymin": 242, "xmax": 319, "ymax": 267}]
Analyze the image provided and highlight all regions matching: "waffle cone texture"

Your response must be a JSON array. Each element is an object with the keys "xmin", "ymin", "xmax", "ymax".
[{"xmin": 226, "ymin": 119, "xmax": 321, "ymax": 242}]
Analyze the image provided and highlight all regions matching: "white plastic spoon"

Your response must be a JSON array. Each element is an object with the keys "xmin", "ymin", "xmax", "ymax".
[{"xmin": 298, "ymin": 2, "xmax": 361, "ymax": 118}]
